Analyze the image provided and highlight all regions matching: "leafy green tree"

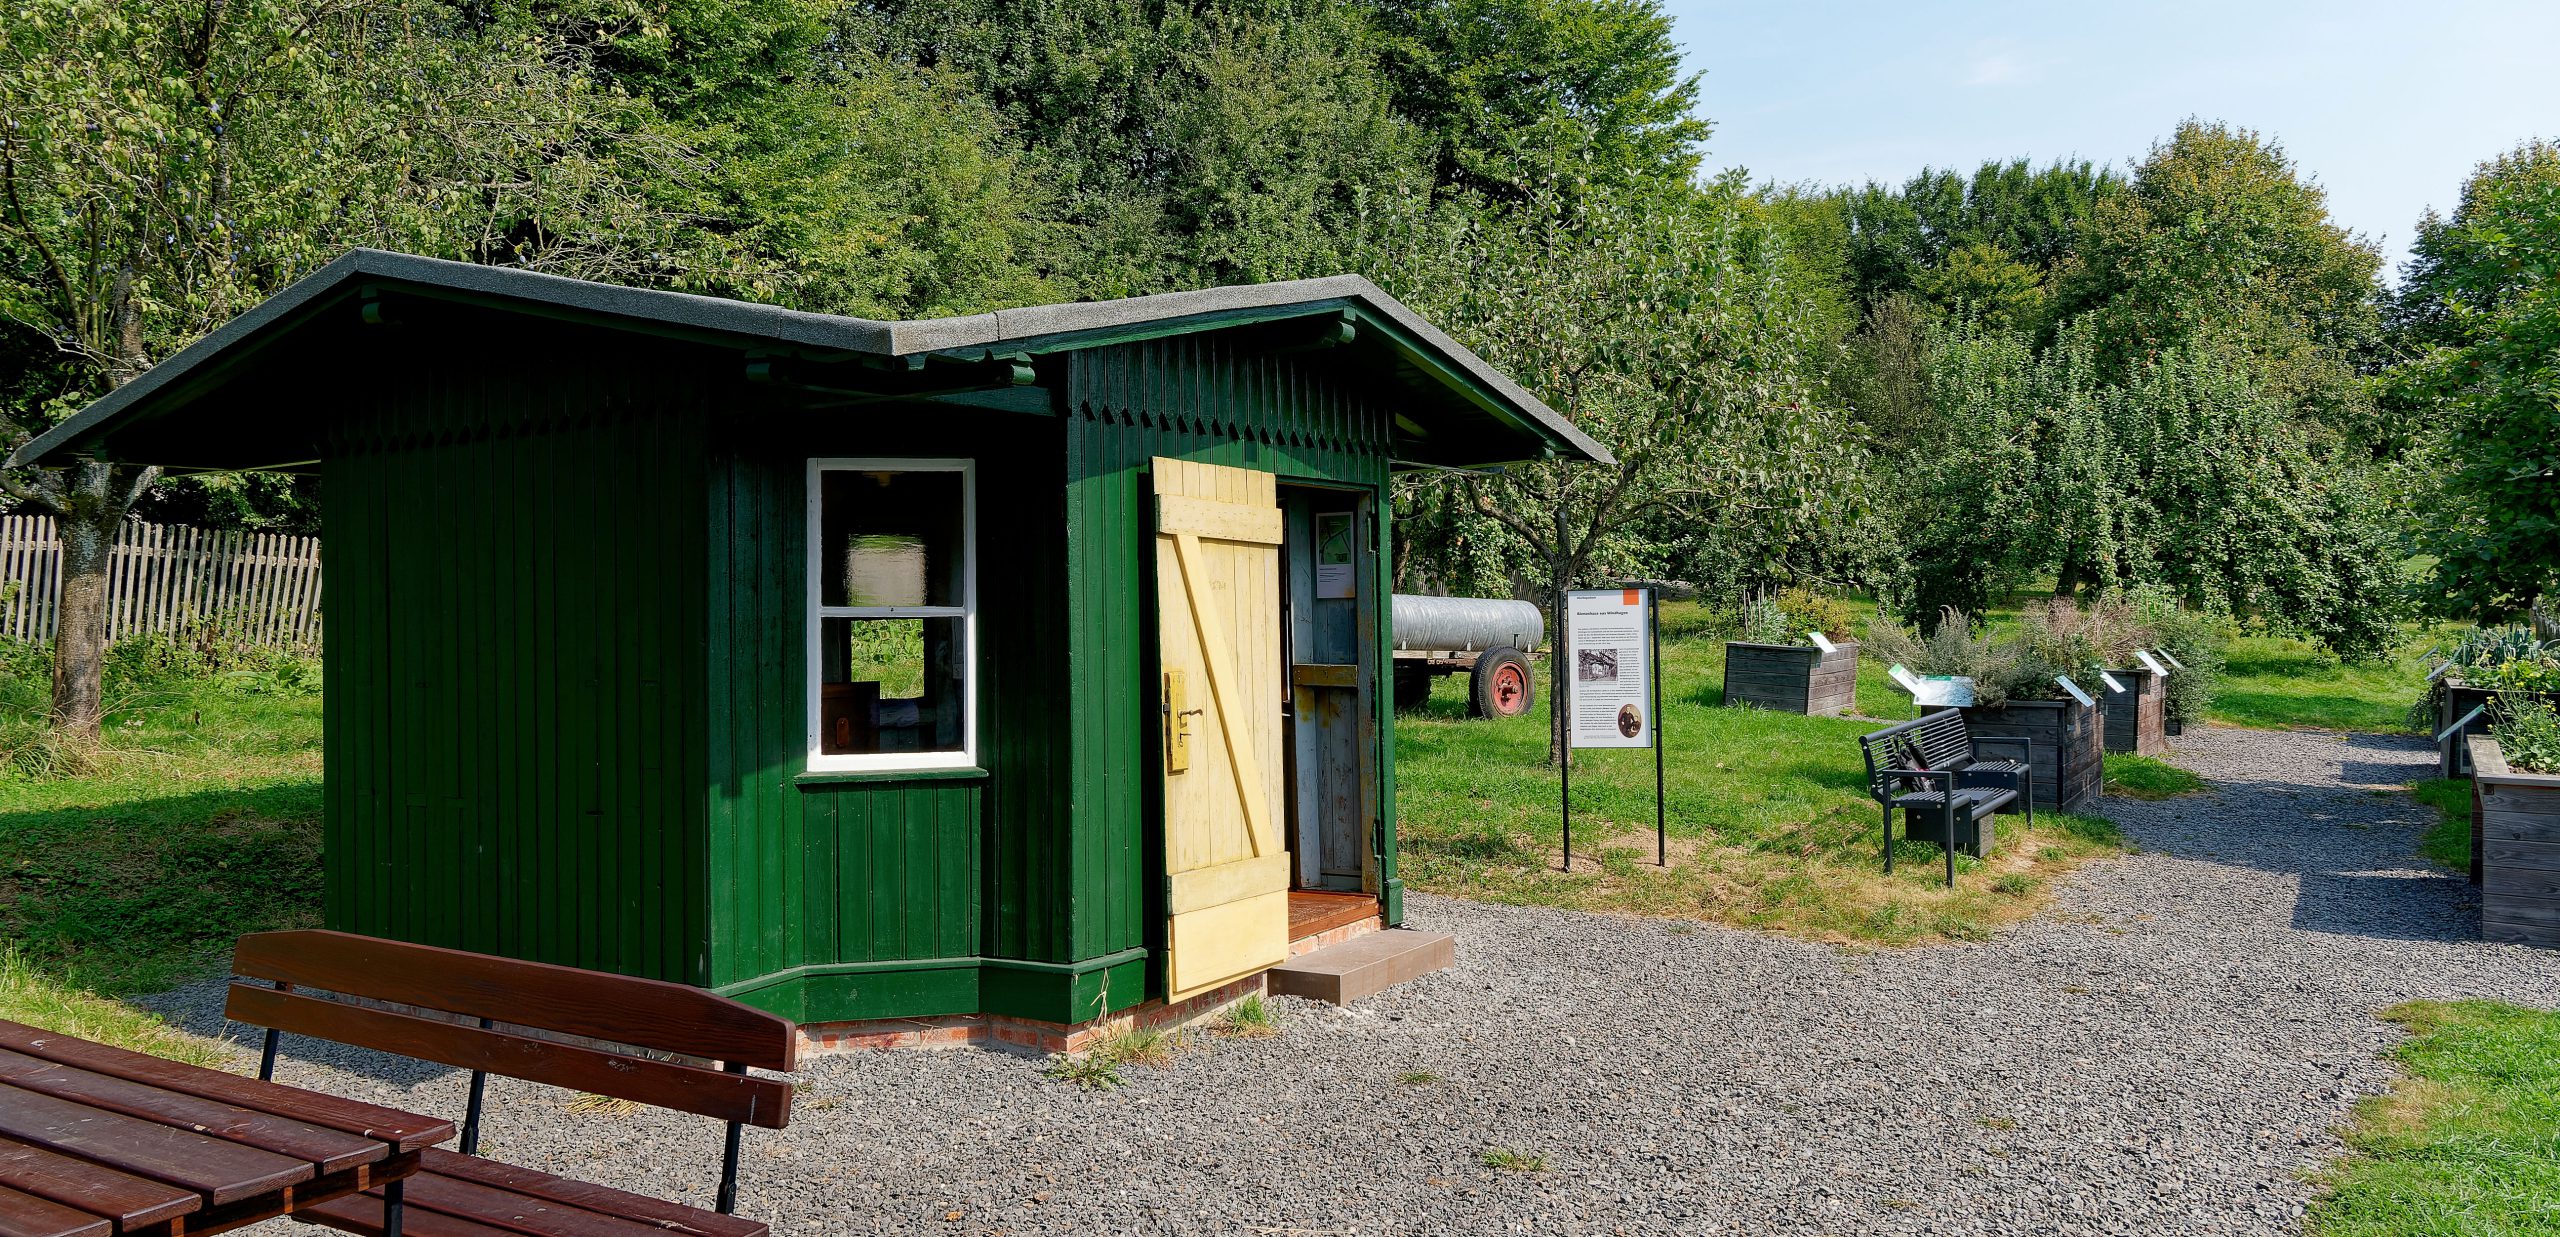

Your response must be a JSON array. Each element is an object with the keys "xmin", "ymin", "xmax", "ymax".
[
  {"xmin": 1828, "ymin": 158, "xmax": 2121, "ymax": 321},
  {"xmin": 844, "ymin": 0, "xmax": 1426, "ymax": 295},
  {"xmin": 1912, "ymin": 241, "xmax": 2046, "ymax": 332},
  {"xmin": 1377, "ymin": 177, "xmax": 1866, "ymax": 759},
  {"xmin": 0, "ymin": 0, "xmax": 688, "ymax": 740},
  {"xmin": 2055, "ymin": 120, "xmax": 2385, "ymax": 444},
  {"xmin": 1363, "ymin": 0, "xmax": 1706, "ymax": 199},
  {"xmin": 2100, "ymin": 339, "xmax": 2409, "ymax": 658},
  {"xmin": 2390, "ymin": 141, "xmax": 2560, "ymax": 618}
]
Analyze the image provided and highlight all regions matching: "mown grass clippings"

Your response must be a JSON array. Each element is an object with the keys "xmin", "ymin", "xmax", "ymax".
[
  {"xmin": 2308, "ymin": 1000, "xmax": 2560, "ymax": 1236},
  {"xmin": 565, "ymin": 1092, "xmax": 643, "ymax": 1118},
  {"xmin": 1397, "ymin": 630, "xmax": 2126, "ymax": 947}
]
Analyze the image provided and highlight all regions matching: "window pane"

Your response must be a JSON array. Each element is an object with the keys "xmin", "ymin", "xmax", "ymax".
[
  {"xmin": 821, "ymin": 469, "xmax": 963, "ymax": 608},
  {"xmin": 819, "ymin": 616, "xmax": 965, "ymax": 755}
]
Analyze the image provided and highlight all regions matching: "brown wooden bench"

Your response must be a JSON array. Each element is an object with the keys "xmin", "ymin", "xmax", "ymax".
[{"xmin": 226, "ymin": 930, "xmax": 797, "ymax": 1237}]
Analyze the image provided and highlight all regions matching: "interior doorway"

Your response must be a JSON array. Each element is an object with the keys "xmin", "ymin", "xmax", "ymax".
[{"xmin": 1278, "ymin": 485, "xmax": 1377, "ymax": 898}]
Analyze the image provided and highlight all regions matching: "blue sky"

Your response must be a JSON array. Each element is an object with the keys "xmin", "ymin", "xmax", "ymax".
[{"xmin": 1666, "ymin": 1, "xmax": 2560, "ymax": 279}]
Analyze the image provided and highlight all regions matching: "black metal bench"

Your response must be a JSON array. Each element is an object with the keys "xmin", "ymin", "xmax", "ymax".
[{"xmin": 1858, "ymin": 710, "xmax": 2036, "ymax": 884}]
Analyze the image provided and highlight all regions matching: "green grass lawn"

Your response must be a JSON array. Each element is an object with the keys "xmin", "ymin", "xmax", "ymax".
[
  {"xmin": 2102, "ymin": 753, "xmax": 2205, "ymax": 799},
  {"xmin": 1395, "ymin": 626, "xmax": 2123, "ymax": 946},
  {"xmin": 2207, "ymin": 625, "xmax": 2465, "ymax": 734},
  {"xmin": 2311, "ymin": 1000, "xmax": 2560, "ymax": 1236},
  {"xmin": 2409, "ymin": 778, "xmax": 2475, "ymax": 873},
  {"xmin": 0, "ymin": 663, "xmax": 322, "ymax": 1052}
]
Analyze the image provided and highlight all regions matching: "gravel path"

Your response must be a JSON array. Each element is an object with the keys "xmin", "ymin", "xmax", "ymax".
[{"xmin": 163, "ymin": 726, "xmax": 2560, "ymax": 1236}]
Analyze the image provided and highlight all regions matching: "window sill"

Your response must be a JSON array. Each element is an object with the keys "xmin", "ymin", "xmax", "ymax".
[{"xmin": 795, "ymin": 766, "xmax": 990, "ymax": 788}]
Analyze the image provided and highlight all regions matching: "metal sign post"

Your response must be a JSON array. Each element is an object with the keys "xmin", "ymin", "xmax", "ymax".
[
  {"xmin": 1652, "ymin": 594, "xmax": 1666, "ymax": 866},
  {"xmin": 1556, "ymin": 583, "xmax": 1570, "ymax": 872}
]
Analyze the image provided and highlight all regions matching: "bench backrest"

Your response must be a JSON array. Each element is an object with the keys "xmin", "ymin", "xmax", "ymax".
[
  {"xmin": 1857, "ymin": 709, "xmax": 1974, "ymax": 800},
  {"xmin": 227, "ymin": 930, "xmax": 796, "ymax": 1211}
]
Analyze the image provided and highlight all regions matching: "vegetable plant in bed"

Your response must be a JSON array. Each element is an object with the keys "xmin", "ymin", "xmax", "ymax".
[{"xmin": 1721, "ymin": 588, "xmax": 1858, "ymax": 717}]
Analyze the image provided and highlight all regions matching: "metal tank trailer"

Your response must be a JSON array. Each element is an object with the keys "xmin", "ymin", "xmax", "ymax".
[{"xmin": 1390, "ymin": 594, "xmax": 1544, "ymax": 718}]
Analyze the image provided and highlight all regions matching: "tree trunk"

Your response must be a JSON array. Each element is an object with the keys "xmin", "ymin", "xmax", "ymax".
[
  {"xmin": 50, "ymin": 508, "xmax": 112, "ymax": 740},
  {"xmin": 29, "ymin": 460, "xmax": 157, "ymax": 744}
]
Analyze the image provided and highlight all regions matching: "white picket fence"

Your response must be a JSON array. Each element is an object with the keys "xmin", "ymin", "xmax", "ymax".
[{"xmin": 0, "ymin": 515, "xmax": 323, "ymax": 648}]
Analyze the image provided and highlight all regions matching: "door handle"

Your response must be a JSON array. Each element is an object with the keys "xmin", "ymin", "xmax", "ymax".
[{"xmin": 1165, "ymin": 670, "xmax": 1192, "ymax": 773}]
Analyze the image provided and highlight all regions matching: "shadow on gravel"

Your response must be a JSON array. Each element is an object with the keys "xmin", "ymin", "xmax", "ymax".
[
  {"xmin": 2118, "ymin": 731, "xmax": 2481, "ymax": 945},
  {"xmin": 2289, "ymin": 870, "xmax": 2479, "ymax": 943}
]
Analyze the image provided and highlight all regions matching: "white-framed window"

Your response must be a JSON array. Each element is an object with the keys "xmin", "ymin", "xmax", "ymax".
[{"xmin": 805, "ymin": 458, "xmax": 977, "ymax": 772}]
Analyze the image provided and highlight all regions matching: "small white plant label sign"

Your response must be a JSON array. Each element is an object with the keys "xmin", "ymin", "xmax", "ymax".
[
  {"xmin": 1808, "ymin": 632, "xmax": 1838, "ymax": 653},
  {"xmin": 2055, "ymin": 675, "xmax": 2096, "ymax": 707},
  {"xmin": 2157, "ymin": 648, "xmax": 2186, "ymax": 670},
  {"xmin": 1888, "ymin": 664, "xmax": 1924, "ymax": 692},
  {"xmin": 2426, "ymin": 660, "xmax": 2453, "ymax": 683},
  {"xmin": 2100, "ymin": 671, "xmax": 2127, "ymax": 693},
  {"xmin": 2136, "ymin": 650, "xmax": 2171, "ymax": 677}
]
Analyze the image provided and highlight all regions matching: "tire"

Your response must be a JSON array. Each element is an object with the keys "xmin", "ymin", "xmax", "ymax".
[
  {"xmin": 1468, "ymin": 646, "xmax": 1535, "ymax": 719},
  {"xmin": 1393, "ymin": 661, "xmax": 1434, "ymax": 712}
]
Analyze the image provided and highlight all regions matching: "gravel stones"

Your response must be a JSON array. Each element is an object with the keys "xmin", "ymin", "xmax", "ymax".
[{"xmin": 166, "ymin": 725, "xmax": 2560, "ymax": 1235}]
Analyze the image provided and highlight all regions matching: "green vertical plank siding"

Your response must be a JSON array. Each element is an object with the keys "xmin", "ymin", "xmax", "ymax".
[
  {"xmin": 699, "ymin": 412, "xmax": 1060, "ymax": 1020},
  {"xmin": 320, "ymin": 319, "xmax": 1409, "ymax": 1025},
  {"xmin": 321, "ymin": 335, "xmax": 711, "ymax": 984}
]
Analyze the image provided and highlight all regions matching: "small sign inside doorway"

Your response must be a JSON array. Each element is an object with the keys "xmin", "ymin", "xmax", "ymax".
[{"xmin": 1314, "ymin": 513, "xmax": 1356, "ymax": 599}]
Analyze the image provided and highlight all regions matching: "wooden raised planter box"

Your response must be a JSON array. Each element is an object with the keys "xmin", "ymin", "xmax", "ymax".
[
  {"xmin": 2466, "ymin": 734, "xmax": 2560, "ymax": 948},
  {"xmin": 1926, "ymin": 697, "xmax": 2104, "ymax": 814},
  {"xmin": 2102, "ymin": 667, "xmax": 2168, "ymax": 756},
  {"xmin": 1722, "ymin": 640, "xmax": 1857, "ymax": 717},
  {"xmin": 2441, "ymin": 683, "xmax": 2560, "ymax": 777}
]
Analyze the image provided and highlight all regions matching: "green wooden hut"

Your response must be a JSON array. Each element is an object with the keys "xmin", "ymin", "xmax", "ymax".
[{"xmin": 11, "ymin": 251, "xmax": 1605, "ymax": 1044}]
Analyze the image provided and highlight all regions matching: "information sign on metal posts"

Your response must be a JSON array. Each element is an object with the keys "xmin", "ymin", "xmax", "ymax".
[
  {"xmin": 2135, "ymin": 650, "xmax": 2171, "ymax": 677},
  {"xmin": 1566, "ymin": 590, "xmax": 1654, "ymax": 748},
  {"xmin": 1557, "ymin": 588, "xmax": 1666, "ymax": 870},
  {"xmin": 2055, "ymin": 675, "xmax": 2095, "ymax": 708},
  {"xmin": 1808, "ymin": 632, "xmax": 1838, "ymax": 653},
  {"xmin": 2100, "ymin": 671, "xmax": 2128, "ymax": 694}
]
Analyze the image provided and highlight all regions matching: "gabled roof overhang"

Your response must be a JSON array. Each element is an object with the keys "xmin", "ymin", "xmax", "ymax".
[{"xmin": 8, "ymin": 249, "xmax": 1609, "ymax": 473}]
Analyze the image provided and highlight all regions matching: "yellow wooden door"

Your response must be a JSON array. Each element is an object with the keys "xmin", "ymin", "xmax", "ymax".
[{"xmin": 1155, "ymin": 457, "xmax": 1289, "ymax": 1001}]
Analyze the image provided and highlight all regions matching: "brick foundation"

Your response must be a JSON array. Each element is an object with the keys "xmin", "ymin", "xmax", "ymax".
[{"xmin": 798, "ymin": 911, "xmax": 1382, "ymax": 1057}]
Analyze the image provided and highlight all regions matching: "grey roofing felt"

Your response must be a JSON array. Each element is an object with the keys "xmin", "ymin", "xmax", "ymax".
[{"xmin": 9, "ymin": 248, "xmax": 1610, "ymax": 469}]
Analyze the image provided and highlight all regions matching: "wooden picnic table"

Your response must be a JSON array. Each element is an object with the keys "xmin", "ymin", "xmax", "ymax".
[{"xmin": 0, "ymin": 1019, "xmax": 451, "ymax": 1237}]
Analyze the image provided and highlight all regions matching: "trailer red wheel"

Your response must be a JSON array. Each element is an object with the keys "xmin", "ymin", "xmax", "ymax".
[{"xmin": 1468, "ymin": 646, "xmax": 1535, "ymax": 719}]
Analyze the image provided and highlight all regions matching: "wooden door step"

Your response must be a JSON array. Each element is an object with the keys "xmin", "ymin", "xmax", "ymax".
[{"xmin": 1266, "ymin": 929, "xmax": 1455, "ymax": 1005}]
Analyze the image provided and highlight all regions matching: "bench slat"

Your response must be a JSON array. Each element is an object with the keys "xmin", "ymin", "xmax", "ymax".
[
  {"xmin": 233, "ymin": 932, "xmax": 794, "ymax": 1073},
  {"xmin": 0, "ymin": 1048, "xmax": 382, "ymax": 1174},
  {"xmin": 224, "ymin": 987, "xmax": 791, "ymax": 1130},
  {"xmin": 0, "ymin": 1083, "xmax": 312, "ymax": 1205},
  {"xmin": 0, "ymin": 1182, "xmax": 109, "ymax": 1237},
  {"xmin": 0, "ymin": 1021, "xmax": 451, "ymax": 1153},
  {"xmin": 0, "ymin": 1136, "xmax": 199, "ymax": 1230},
  {"xmin": 419, "ymin": 1150, "xmax": 763, "ymax": 1237}
]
